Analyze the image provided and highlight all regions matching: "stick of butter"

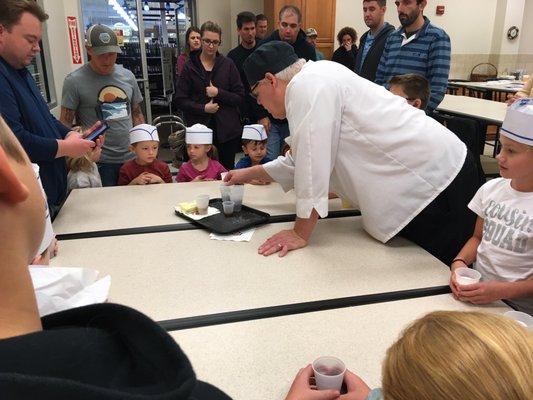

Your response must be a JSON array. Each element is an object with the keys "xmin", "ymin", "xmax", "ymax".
[{"xmin": 178, "ymin": 201, "xmax": 197, "ymax": 213}]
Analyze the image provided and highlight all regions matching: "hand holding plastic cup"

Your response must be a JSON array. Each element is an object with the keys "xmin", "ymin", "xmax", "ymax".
[
  {"xmin": 504, "ymin": 311, "xmax": 533, "ymax": 329},
  {"xmin": 454, "ymin": 267, "xmax": 481, "ymax": 286},
  {"xmin": 195, "ymin": 194, "xmax": 210, "ymax": 215},
  {"xmin": 312, "ymin": 356, "xmax": 346, "ymax": 391},
  {"xmin": 220, "ymin": 184, "xmax": 231, "ymax": 202},
  {"xmin": 222, "ymin": 200, "xmax": 234, "ymax": 216},
  {"xmin": 229, "ymin": 185, "xmax": 244, "ymax": 212}
]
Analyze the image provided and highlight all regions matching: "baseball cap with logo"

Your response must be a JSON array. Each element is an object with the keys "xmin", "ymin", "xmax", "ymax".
[
  {"xmin": 86, "ymin": 24, "xmax": 122, "ymax": 55},
  {"xmin": 305, "ymin": 28, "xmax": 318, "ymax": 37}
]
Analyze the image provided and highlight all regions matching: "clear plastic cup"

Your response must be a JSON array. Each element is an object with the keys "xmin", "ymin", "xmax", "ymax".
[
  {"xmin": 312, "ymin": 356, "xmax": 346, "ymax": 391},
  {"xmin": 229, "ymin": 185, "xmax": 244, "ymax": 212},
  {"xmin": 220, "ymin": 172, "xmax": 228, "ymax": 181},
  {"xmin": 220, "ymin": 185, "xmax": 231, "ymax": 202},
  {"xmin": 222, "ymin": 200, "xmax": 234, "ymax": 216},
  {"xmin": 195, "ymin": 194, "xmax": 210, "ymax": 215},
  {"xmin": 504, "ymin": 311, "xmax": 533, "ymax": 329},
  {"xmin": 455, "ymin": 267, "xmax": 481, "ymax": 286}
]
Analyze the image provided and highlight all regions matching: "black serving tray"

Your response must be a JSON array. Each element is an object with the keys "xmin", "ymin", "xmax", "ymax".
[{"xmin": 175, "ymin": 198, "xmax": 270, "ymax": 234}]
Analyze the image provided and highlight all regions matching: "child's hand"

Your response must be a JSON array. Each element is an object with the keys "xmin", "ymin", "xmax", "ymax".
[
  {"xmin": 449, "ymin": 260, "xmax": 467, "ymax": 299},
  {"xmin": 284, "ymin": 365, "xmax": 340, "ymax": 400},
  {"xmin": 339, "ymin": 370, "xmax": 372, "ymax": 400},
  {"xmin": 192, "ymin": 175, "xmax": 206, "ymax": 182},
  {"xmin": 130, "ymin": 172, "xmax": 151, "ymax": 185},
  {"xmin": 144, "ymin": 173, "xmax": 164, "ymax": 184},
  {"xmin": 456, "ymin": 280, "xmax": 506, "ymax": 305}
]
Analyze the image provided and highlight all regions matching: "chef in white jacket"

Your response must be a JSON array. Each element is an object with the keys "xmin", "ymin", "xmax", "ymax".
[{"xmin": 225, "ymin": 41, "xmax": 480, "ymax": 265}]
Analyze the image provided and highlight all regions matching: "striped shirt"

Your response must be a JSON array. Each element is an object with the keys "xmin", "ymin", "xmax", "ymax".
[{"xmin": 375, "ymin": 17, "xmax": 451, "ymax": 112}]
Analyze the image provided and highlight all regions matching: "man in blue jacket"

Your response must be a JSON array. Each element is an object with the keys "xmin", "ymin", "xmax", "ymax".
[
  {"xmin": 355, "ymin": 0, "xmax": 394, "ymax": 82},
  {"xmin": 0, "ymin": 0, "xmax": 96, "ymax": 216}
]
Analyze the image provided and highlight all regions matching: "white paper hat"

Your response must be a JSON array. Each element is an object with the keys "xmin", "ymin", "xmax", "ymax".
[
  {"xmin": 129, "ymin": 124, "xmax": 159, "ymax": 144},
  {"xmin": 242, "ymin": 124, "xmax": 267, "ymax": 141},
  {"xmin": 186, "ymin": 124, "xmax": 213, "ymax": 144},
  {"xmin": 32, "ymin": 164, "xmax": 54, "ymax": 256},
  {"xmin": 501, "ymin": 98, "xmax": 533, "ymax": 146}
]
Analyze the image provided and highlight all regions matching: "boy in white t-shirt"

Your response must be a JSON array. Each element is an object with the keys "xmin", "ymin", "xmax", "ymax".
[{"xmin": 450, "ymin": 98, "xmax": 533, "ymax": 314}]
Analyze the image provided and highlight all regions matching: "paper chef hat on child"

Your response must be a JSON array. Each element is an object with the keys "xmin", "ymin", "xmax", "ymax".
[
  {"xmin": 242, "ymin": 124, "xmax": 267, "ymax": 141},
  {"xmin": 501, "ymin": 98, "xmax": 533, "ymax": 146},
  {"xmin": 129, "ymin": 124, "xmax": 159, "ymax": 144},
  {"xmin": 32, "ymin": 164, "xmax": 55, "ymax": 256},
  {"xmin": 186, "ymin": 124, "xmax": 213, "ymax": 144}
]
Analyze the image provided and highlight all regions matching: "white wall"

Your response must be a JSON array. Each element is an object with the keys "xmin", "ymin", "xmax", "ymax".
[
  {"xmin": 229, "ymin": 0, "xmax": 264, "ymax": 48},
  {"xmin": 196, "ymin": 0, "xmax": 232, "ymax": 54},
  {"xmin": 519, "ymin": 0, "xmax": 533, "ymax": 54},
  {"xmin": 335, "ymin": 0, "xmax": 499, "ymax": 54},
  {"xmin": 498, "ymin": 0, "xmax": 525, "ymax": 54},
  {"xmin": 42, "ymin": 0, "xmax": 84, "ymax": 116},
  {"xmin": 196, "ymin": 0, "xmax": 263, "ymax": 54}
]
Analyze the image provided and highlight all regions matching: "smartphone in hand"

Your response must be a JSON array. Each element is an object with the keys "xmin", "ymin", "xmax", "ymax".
[{"xmin": 86, "ymin": 122, "xmax": 109, "ymax": 142}]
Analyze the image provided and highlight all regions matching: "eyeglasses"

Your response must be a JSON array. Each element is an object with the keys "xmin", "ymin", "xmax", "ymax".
[
  {"xmin": 202, "ymin": 38, "xmax": 221, "ymax": 46},
  {"xmin": 280, "ymin": 21, "xmax": 299, "ymax": 29},
  {"xmin": 250, "ymin": 79, "xmax": 265, "ymax": 99}
]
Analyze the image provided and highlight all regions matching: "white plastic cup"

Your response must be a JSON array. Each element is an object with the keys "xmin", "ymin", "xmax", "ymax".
[
  {"xmin": 220, "ymin": 185, "xmax": 231, "ymax": 202},
  {"xmin": 504, "ymin": 311, "xmax": 533, "ymax": 329},
  {"xmin": 195, "ymin": 194, "xmax": 210, "ymax": 215},
  {"xmin": 229, "ymin": 185, "xmax": 244, "ymax": 212},
  {"xmin": 455, "ymin": 267, "xmax": 481, "ymax": 286},
  {"xmin": 220, "ymin": 172, "xmax": 228, "ymax": 181},
  {"xmin": 222, "ymin": 200, "xmax": 234, "ymax": 216},
  {"xmin": 312, "ymin": 356, "xmax": 346, "ymax": 391}
]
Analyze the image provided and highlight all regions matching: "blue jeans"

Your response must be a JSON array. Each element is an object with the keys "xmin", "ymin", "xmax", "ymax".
[
  {"xmin": 266, "ymin": 121, "xmax": 290, "ymax": 160},
  {"xmin": 97, "ymin": 162, "xmax": 123, "ymax": 187}
]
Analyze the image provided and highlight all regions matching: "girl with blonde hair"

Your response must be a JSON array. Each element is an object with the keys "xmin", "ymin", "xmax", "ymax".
[
  {"xmin": 284, "ymin": 311, "xmax": 533, "ymax": 400},
  {"xmin": 67, "ymin": 147, "xmax": 102, "ymax": 190}
]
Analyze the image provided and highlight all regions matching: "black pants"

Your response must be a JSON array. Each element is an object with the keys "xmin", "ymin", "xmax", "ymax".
[
  {"xmin": 213, "ymin": 135, "xmax": 241, "ymax": 171},
  {"xmin": 399, "ymin": 151, "xmax": 482, "ymax": 266}
]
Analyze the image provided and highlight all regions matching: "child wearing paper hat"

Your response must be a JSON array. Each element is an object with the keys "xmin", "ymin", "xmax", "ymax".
[
  {"xmin": 118, "ymin": 124, "xmax": 172, "ymax": 185},
  {"xmin": 176, "ymin": 124, "xmax": 227, "ymax": 182},
  {"xmin": 234, "ymin": 124, "xmax": 272, "ymax": 170},
  {"xmin": 450, "ymin": 98, "xmax": 533, "ymax": 315}
]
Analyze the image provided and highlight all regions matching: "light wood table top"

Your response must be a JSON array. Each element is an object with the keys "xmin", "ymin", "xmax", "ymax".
[
  {"xmin": 436, "ymin": 94, "xmax": 507, "ymax": 125},
  {"xmin": 51, "ymin": 217, "xmax": 451, "ymax": 322},
  {"xmin": 53, "ymin": 181, "xmax": 352, "ymax": 236},
  {"xmin": 171, "ymin": 294, "xmax": 510, "ymax": 400}
]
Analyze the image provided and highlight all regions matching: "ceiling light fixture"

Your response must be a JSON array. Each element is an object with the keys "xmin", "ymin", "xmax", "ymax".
[{"xmin": 109, "ymin": 0, "xmax": 138, "ymax": 31}]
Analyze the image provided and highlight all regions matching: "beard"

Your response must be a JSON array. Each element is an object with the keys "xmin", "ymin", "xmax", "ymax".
[{"xmin": 398, "ymin": 9, "xmax": 420, "ymax": 27}]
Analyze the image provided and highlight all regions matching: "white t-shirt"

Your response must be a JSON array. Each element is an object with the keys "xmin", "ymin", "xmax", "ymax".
[{"xmin": 469, "ymin": 178, "xmax": 533, "ymax": 313}]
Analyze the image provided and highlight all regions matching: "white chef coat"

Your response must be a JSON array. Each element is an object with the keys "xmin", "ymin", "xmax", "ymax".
[{"xmin": 264, "ymin": 60, "xmax": 466, "ymax": 243}]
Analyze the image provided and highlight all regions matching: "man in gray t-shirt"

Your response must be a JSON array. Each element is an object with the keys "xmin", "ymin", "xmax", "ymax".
[{"xmin": 60, "ymin": 24, "xmax": 144, "ymax": 186}]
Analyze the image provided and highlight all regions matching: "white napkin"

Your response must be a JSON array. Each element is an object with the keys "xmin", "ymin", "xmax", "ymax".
[
  {"xmin": 209, "ymin": 228, "xmax": 255, "ymax": 242},
  {"xmin": 175, "ymin": 206, "xmax": 220, "ymax": 220},
  {"xmin": 30, "ymin": 266, "xmax": 111, "ymax": 316}
]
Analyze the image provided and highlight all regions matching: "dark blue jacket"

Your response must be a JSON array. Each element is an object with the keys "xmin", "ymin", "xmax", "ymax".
[
  {"xmin": 234, "ymin": 155, "xmax": 272, "ymax": 169},
  {"xmin": 354, "ymin": 22, "xmax": 395, "ymax": 82},
  {"xmin": 0, "ymin": 57, "xmax": 70, "ymax": 208}
]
